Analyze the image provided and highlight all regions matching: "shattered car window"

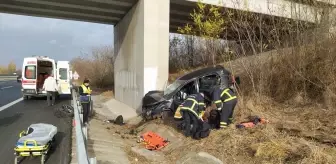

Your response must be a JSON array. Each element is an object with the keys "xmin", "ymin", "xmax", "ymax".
[{"xmin": 164, "ymin": 80, "xmax": 184, "ymax": 95}]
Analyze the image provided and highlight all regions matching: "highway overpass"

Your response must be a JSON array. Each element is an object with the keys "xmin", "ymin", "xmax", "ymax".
[{"xmin": 0, "ymin": 0, "xmax": 332, "ymax": 111}]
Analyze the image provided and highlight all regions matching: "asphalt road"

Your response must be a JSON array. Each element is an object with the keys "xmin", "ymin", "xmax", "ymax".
[
  {"xmin": 0, "ymin": 81, "xmax": 22, "ymax": 107},
  {"xmin": 0, "ymin": 81, "xmax": 72, "ymax": 164}
]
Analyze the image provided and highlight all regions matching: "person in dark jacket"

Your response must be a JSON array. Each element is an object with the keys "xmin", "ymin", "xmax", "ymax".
[
  {"xmin": 211, "ymin": 85, "xmax": 237, "ymax": 129},
  {"xmin": 78, "ymin": 79, "xmax": 92, "ymax": 126},
  {"xmin": 174, "ymin": 93, "xmax": 210, "ymax": 139},
  {"xmin": 207, "ymin": 109, "xmax": 221, "ymax": 129}
]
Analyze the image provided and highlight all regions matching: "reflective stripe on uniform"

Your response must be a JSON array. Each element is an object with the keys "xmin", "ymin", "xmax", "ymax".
[
  {"xmin": 220, "ymin": 88, "xmax": 237, "ymax": 102},
  {"xmin": 220, "ymin": 122, "xmax": 228, "ymax": 127},
  {"xmin": 81, "ymin": 84, "xmax": 92, "ymax": 94},
  {"xmin": 214, "ymin": 100, "xmax": 222, "ymax": 104},
  {"xmin": 199, "ymin": 111, "xmax": 205, "ymax": 118},
  {"xmin": 199, "ymin": 102, "xmax": 205, "ymax": 106},
  {"xmin": 180, "ymin": 98, "xmax": 202, "ymax": 119},
  {"xmin": 174, "ymin": 106, "xmax": 183, "ymax": 119},
  {"xmin": 220, "ymin": 122, "xmax": 227, "ymax": 125}
]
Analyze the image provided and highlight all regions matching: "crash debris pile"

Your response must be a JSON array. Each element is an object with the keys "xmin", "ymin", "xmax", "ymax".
[{"xmin": 54, "ymin": 105, "xmax": 74, "ymax": 118}]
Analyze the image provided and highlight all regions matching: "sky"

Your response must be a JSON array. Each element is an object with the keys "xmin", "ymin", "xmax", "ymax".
[{"xmin": 0, "ymin": 13, "xmax": 114, "ymax": 69}]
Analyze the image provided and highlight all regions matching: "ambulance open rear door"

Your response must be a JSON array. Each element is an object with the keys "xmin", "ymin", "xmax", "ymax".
[{"xmin": 56, "ymin": 61, "xmax": 71, "ymax": 95}]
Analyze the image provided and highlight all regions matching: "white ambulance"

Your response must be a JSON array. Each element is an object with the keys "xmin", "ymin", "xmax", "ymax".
[{"xmin": 21, "ymin": 56, "xmax": 72, "ymax": 100}]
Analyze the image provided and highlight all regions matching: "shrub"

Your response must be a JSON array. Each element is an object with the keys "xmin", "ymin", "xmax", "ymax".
[{"xmin": 71, "ymin": 45, "xmax": 114, "ymax": 88}]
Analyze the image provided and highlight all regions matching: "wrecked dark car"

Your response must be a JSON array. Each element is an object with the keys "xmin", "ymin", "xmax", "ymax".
[{"xmin": 141, "ymin": 65, "xmax": 240, "ymax": 120}]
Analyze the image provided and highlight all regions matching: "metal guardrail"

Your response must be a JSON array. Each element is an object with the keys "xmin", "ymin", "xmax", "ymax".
[
  {"xmin": 0, "ymin": 75, "xmax": 17, "ymax": 80},
  {"xmin": 72, "ymin": 89, "xmax": 96, "ymax": 164},
  {"xmin": 0, "ymin": 74, "xmax": 17, "ymax": 76},
  {"xmin": 0, "ymin": 75, "xmax": 17, "ymax": 77}
]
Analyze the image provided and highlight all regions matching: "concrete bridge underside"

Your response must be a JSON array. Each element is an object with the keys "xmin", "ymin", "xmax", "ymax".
[{"xmin": 0, "ymin": 0, "xmax": 329, "ymax": 111}]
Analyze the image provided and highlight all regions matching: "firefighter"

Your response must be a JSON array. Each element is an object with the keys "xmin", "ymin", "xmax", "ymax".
[
  {"xmin": 174, "ymin": 93, "xmax": 208, "ymax": 138},
  {"xmin": 212, "ymin": 84, "xmax": 238, "ymax": 129},
  {"xmin": 173, "ymin": 104, "xmax": 184, "ymax": 130},
  {"xmin": 79, "ymin": 79, "xmax": 92, "ymax": 126}
]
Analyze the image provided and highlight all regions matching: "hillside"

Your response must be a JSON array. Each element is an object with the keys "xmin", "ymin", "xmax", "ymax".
[
  {"xmin": 86, "ymin": 39, "xmax": 336, "ymax": 164},
  {"xmin": 134, "ymin": 44, "xmax": 336, "ymax": 163}
]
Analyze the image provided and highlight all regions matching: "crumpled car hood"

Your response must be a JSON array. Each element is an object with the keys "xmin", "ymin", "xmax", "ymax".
[{"xmin": 142, "ymin": 90, "xmax": 166, "ymax": 107}]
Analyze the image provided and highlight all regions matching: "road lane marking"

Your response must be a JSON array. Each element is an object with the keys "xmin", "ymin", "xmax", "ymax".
[
  {"xmin": 0, "ymin": 98, "xmax": 23, "ymax": 112},
  {"xmin": 1, "ymin": 86, "xmax": 13, "ymax": 90}
]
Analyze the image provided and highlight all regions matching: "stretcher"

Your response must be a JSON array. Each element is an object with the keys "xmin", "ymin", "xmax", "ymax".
[
  {"xmin": 137, "ymin": 131, "xmax": 169, "ymax": 151},
  {"xmin": 14, "ymin": 123, "xmax": 57, "ymax": 164}
]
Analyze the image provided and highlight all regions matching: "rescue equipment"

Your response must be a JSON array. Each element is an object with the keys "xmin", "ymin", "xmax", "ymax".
[
  {"xmin": 14, "ymin": 123, "xmax": 57, "ymax": 164},
  {"xmin": 236, "ymin": 116, "xmax": 269, "ymax": 129},
  {"xmin": 137, "ymin": 131, "xmax": 169, "ymax": 151}
]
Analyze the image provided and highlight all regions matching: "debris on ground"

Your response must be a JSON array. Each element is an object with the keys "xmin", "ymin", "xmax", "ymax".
[
  {"xmin": 236, "ymin": 115, "xmax": 269, "ymax": 129},
  {"xmin": 54, "ymin": 105, "xmax": 74, "ymax": 118},
  {"xmin": 104, "ymin": 115, "xmax": 125, "ymax": 125}
]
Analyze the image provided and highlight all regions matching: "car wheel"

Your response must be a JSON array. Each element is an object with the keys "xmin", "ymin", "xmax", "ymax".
[
  {"xmin": 23, "ymin": 95, "xmax": 28, "ymax": 100},
  {"xmin": 162, "ymin": 110, "xmax": 171, "ymax": 119},
  {"xmin": 142, "ymin": 112, "xmax": 150, "ymax": 122},
  {"xmin": 152, "ymin": 112, "xmax": 161, "ymax": 120},
  {"xmin": 162, "ymin": 110, "xmax": 173, "ymax": 125}
]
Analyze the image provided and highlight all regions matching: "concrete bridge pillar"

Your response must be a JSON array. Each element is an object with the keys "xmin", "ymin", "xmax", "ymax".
[{"xmin": 113, "ymin": 0, "xmax": 170, "ymax": 112}]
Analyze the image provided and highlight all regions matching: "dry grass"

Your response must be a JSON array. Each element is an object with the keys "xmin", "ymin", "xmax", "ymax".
[
  {"xmin": 96, "ymin": 90, "xmax": 115, "ymax": 102},
  {"xmin": 71, "ymin": 45, "xmax": 114, "ymax": 88},
  {"xmin": 161, "ymin": 38, "xmax": 336, "ymax": 164},
  {"xmin": 161, "ymin": 98, "xmax": 336, "ymax": 164},
  {"xmin": 94, "ymin": 86, "xmax": 335, "ymax": 164},
  {"xmin": 101, "ymin": 90, "xmax": 114, "ymax": 98},
  {"xmin": 125, "ymin": 147, "xmax": 151, "ymax": 164}
]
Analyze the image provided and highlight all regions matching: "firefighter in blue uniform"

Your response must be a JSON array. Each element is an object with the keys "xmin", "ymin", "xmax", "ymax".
[
  {"xmin": 211, "ymin": 78, "xmax": 238, "ymax": 129},
  {"xmin": 174, "ymin": 93, "xmax": 210, "ymax": 139}
]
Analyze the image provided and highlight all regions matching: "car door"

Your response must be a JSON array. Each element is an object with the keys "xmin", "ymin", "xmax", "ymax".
[
  {"xmin": 198, "ymin": 73, "xmax": 221, "ymax": 103},
  {"xmin": 171, "ymin": 80, "xmax": 197, "ymax": 111},
  {"xmin": 56, "ymin": 61, "xmax": 71, "ymax": 95}
]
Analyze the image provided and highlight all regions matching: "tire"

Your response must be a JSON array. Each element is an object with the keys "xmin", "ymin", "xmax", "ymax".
[
  {"xmin": 23, "ymin": 95, "xmax": 28, "ymax": 100},
  {"xmin": 56, "ymin": 94, "xmax": 61, "ymax": 100},
  {"xmin": 50, "ymin": 137, "xmax": 56, "ymax": 151},
  {"xmin": 162, "ymin": 110, "xmax": 172, "ymax": 120}
]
